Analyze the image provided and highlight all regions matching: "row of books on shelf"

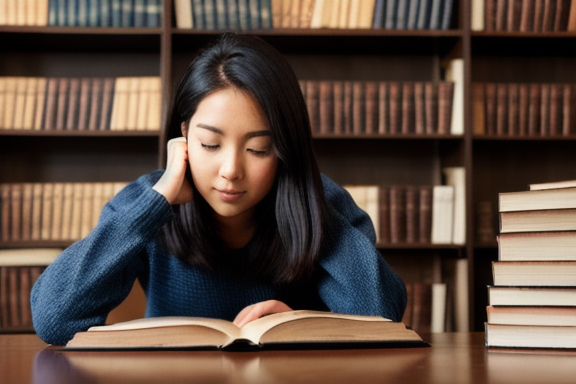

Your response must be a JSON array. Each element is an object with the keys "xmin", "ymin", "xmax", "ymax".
[
  {"xmin": 0, "ymin": 0, "xmax": 162, "ymax": 27},
  {"xmin": 473, "ymin": 82, "xmax": 576, "ymax": 137},
  {"xmin": 0, "ymin": 76, "xmax": 161, "ymax": 132},
  {"xmin": 0, "ymin": 182, "xmax": 128, "ymax": 243},
  {"xmin": 300, "ymin": 79, "xmax": 457, "ymax": 136},
  {"xmin": 342, "ymin": 166, "xmax": 465, "ymax": 245},
  {"xmin": 0, "ymin": 248, "xmax": 60, "ymax": 331},
  {"xmin": 485, "ymin": 179, "xmax": 576, "ymax": 351},
  {"xmin": 472, "ymin": 0, "xmax": 576, "ymax": 32},
  {"xmin": 174, "ymin": 0, "xmax": 454, "ymax": 30}
]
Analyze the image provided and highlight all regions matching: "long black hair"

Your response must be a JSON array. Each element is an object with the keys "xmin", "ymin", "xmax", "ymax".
[{"xmin": 161, "ymin": 33, "xmax": 328, "ymax": 283}]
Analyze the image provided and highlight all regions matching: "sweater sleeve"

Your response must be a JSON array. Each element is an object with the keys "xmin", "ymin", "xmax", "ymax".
[
  {"xmin": 317, "ymin": 174, "xmax": 407, "ymax": 322},
  {"xmin": 30, "ymin": 171, "xmax": 173, "ymax": 346}
]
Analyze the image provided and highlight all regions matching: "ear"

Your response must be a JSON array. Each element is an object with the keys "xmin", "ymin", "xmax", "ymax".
[{"xmin": 180, "ymin": 122, "xmax": 188, "ymax": 138}]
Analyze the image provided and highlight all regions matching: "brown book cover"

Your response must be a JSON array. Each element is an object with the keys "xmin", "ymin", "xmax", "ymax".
[
  {"xmin": 405, "ymin": 186, "xmax": 418, "ymax": 243},
  {"xmin": 539, "ymin": 83, "xmax": 551, "ymax": 136},
  {"xmin": 528, "ymin": 83, "xmax": 541, "ymax": 135},
  {"xmin": 506, "ymin": 0, "xmax": 522, "ymax": 30},
  {"xmin": 9, "ymin": 184, "xmax": 22, "ymax": 242},
  {"xmin": 495, "ymin": 0, "xmax": 507, "ymax": 30},
  {"xmin": 401, "ymin": 82, "xmax": 414, "ymax": 135},
  {"xmin": 0, "ymin": 184, "xmax": 11, "ymax": 242},
  {"xmin": 343, "ymin": 81, "xmax": 353, "ymax": 134},
  {"xmin": 88, "ymin": 78, "xmax": 102, "ymax": 130},
  {"xmin": 20, "ymin": 183, "xmax": 33, "ymax": 241},
  {"xmin": 40, "ymin": 183, "xmax": 54, "ymax": 241},
  {"xmin": 364, "ymin": 81, "xmax": 377, "ymax": 134},
  {"xmin": 388, "ymin": 82, "xmax": 400, "ymax": 134},
  {"xmin": 352, "ymin": 81, "xmax": 365, "ymax": 135},
  {"xmin": 389, "ymin": 185, "xmax": 406, "ymax": 243},
  {"xmin": 77, "ymin": 77, "xmax": 92, "ymax": 130},
  {"xmin": 519, "ymin": 0, "xmax": 535, "ymax": 31},
  {"xmin": 569, "ymin": 0, "xmax": 576, "ymax": 30},
  {"xmin": 99, "ymin": 77, "xmax": 115, "ymax": 131},
  {"xmin": 424, "ymin": 82, "xmax": 437, "ymax": 134},
  {"xmin": 413, "ymin": 82, "xmax": 425, "ymax": 135},
  {"xmin": 332, "ymin": 81, "xmax": 344, "ymax": 135},
  {"xmin": 378, "ymin": 186, "xmax": 390, "ymax": 243},
  {"xmin": 318, "ymin": 80, "xmax": 333, "ymax": 135},
  {"xmin": 541, "ymin": 0, "xmax": 555, "ymax": 31},
  {"xmin": 507, "ymin": 83, "xmax": 519, "ymax": 136},
  {"xmin": 533, "ymin": 0, "xmax": 545, "ymax": 31},
  {"xmin": 437, "ymin": 82, "xmax": 454, "ymax": 135},
  {"xmin": 549, "ymin": 83, "xmax": 561, "ymax": 136},
  {"xmin": 65, "ymin": 78, "xmax": 80, "ymax": 130},
  {"xmin": 33, "ymin": 77, "xmax": 47, "ymax": 131},
  {"xmin": 402, "ymin": 283, "xmax": 413, "ymax": 328},
  {"xmin": 484, "ymin": 0, "xmax": 496, "ymax": 31},
  {"xmin": 496, "ymin": 83, "xmax": 508, "ymax": 136},
  {"xmin": 8, "ymin": 267, "xmax": 18, "ymax": 328},
  {"xmin": 485, "ymin": 83, "xmax": 497, "ymax": 135},
  {"xmin": 517, "ymin": 83, "xmax": 529, "ymax": 136},
  {"xmin": 0, "ymin": 267, "xmax": 8, "ymax": 329},
  {"xmin": 411, "ymin": 283, "xmax": 432, "ymax": 335},
  {"xmin": 472, "ymin": 83, "xmax": 486, "ymax": 136},
  {"xmin": 418, "ymin": 186, "xmax": 432, "ymax": 244},
  {"xmin": 55, "ymin": 77, "xmax": 69, "ymax": 130},
  {"xmin": 562, "ymin": 83, "xmax": 575, "ymax": 136},
  {"xmin": 554, "ymin": 0, "xmax": 571, "ymax": 30},
  {"xmin": 377, "ymin": 82, "xmax": 388, "ymax": 134},
  {"xmin": 305, "ymin": 80, "xmax": 320, "ymax": 135},
  {"xmin": 31, "ymin": 183, "xmax": 43, "ymax": 241},
  {"xmin": 19, "ymin": 267, "xmax": 32, "ymax": 327}
]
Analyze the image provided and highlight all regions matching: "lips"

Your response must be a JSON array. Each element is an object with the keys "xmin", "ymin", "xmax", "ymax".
[{"xmin": 216, "ymin": 189, "xmax": 246, "ymax": 202}]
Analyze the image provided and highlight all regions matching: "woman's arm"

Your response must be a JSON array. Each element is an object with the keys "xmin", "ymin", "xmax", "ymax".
[
  {"xmin": 317, "ymin": 175, "xmax": 407, "ymax": 322},
  {"xmin": 30, "ymin": 171, "xmax": 173, "ymax": 345}
]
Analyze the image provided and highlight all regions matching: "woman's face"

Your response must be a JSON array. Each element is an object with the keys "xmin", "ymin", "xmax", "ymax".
[{"xmin": 182, "ymin": 88, "xmax": 278, "ymax": 226}]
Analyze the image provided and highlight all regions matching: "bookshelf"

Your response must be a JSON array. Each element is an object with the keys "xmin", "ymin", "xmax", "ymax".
[{"xmin": 3, "ymin": 0, "xmax": 574, "ymax": 333}]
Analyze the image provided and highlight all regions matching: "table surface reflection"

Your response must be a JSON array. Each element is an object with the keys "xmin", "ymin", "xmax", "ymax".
[{"xmin": 2, "ymin": 332, "xmax": 576, "ymax": 384}]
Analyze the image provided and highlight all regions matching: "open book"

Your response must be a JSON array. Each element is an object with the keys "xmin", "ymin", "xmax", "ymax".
[{"xmin": 65, "ymin": 310, "xmax": 428, "ymax": 350}]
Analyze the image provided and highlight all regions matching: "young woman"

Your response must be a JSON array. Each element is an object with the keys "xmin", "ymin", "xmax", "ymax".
[{"xmin": 31, "ymin": 33, "xmax": 406, "ymax": 346}]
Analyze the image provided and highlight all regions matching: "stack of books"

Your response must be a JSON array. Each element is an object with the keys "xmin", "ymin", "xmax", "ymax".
[{"xmin": 485, "ymin": 179, "xmax": 576, "ymax": 350}]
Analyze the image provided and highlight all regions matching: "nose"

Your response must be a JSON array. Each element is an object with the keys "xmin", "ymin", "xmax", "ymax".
[{"xmin": 219, "ymin": 149, "xmax": 243, "ymax": 181}]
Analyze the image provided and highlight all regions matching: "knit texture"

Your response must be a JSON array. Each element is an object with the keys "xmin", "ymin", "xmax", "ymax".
[{"xmin": 31, "ymin": 171, "xmax": 406, "ymax": 346}]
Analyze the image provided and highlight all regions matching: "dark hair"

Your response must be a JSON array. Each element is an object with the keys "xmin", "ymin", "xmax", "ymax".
[{"xmin": 161, "ymin": 33, "xmax": 328, "ymax": 283}]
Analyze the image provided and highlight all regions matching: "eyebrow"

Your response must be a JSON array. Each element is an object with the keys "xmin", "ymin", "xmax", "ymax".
[{"xmin": 195, "ymin": 123, "xmax": 271, "ymax": 139}]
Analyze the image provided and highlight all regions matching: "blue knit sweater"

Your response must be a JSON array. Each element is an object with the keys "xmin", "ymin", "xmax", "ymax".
[{"xmin": 31, "ymin": 171, "xmax": 406, "ymax": 346}]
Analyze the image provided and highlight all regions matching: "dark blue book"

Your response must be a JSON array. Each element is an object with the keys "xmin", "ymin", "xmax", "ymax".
[
  {"xmin": 440, "ymin": 0, "xmax": 452, "ymax": 30},
  {"xmin": 373, "ymin": 0, "xmax": 386, "ymax": 28},
  {"xmin": 428, "ymin": 0, "xmax": 442, "ymax": 30},
  {"xmin": 48, "ymin": 0, "xmax": 59, "ymax": 25},
  {"xmin": 204, "ymin": 0, "xmax": 217, "ymax": 29},
  {"xmin": 133, "ymin": 0, "xmax": 146, "ymax": 27},
  {"xmin": 100, "ymin": 0, "xmax": 111, "ymax": 27},
  {"xmin": 214, "ymin": 0, "xmax": 228, "ymax": 29},
  {"xmin": 406, "ymin": 0, "xmax": 420, "ymax": 29},
  {"xmin": 121, "ymin": 0, "xmax": 135, "ymax": 26},
  {"xmin": 110, "ymin": 0, "xmax": 122, "ymax": 26},
  {"xmin": 67, "ymin": 0, "xmax": 78, "ymax": 26},
  {"xmin": 248, "ymin": 0, "xmax": 260, "ymax": 29},
  {"xmin": 145, "ymin": 0, "xmax": 162, "ymax": 27},
  {"xmin": 77, "ymin": 0, "xmax": 90, "ymax": 26},
  {"xmin": 226, "ymin": 0, "xmax": 240, "ymax": 29},
  {"xmin": 260, "ymin": 0, "xmax": 272, "ymax": 29},
  {"xmin": 395, "ymin": 0, "xmax": 409, "ymax": 29},
  {"xmin": 191, "ymin": 0, "xmax": 205, "ymax": 29},
  {"xmin": 385, "ymin": 0, "xmax": 397, "ymax": 29},
  {"xmin": 88, "ymin": 0, "xmax": 101, "ymax": 26},
  {"xmin": 416, "ymin": 0, "xmax": 431, "ymax": 29},
  {"xmin": 238, "ymin": 0, "xmax": 249, "ymax": 30}
]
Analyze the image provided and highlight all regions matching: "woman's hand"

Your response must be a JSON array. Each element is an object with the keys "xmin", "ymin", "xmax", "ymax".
[
  {"xmin": 153, "ymin": 137, "xmax": 193, "ymax": 205},
  {"xmin": 233, "ymin": 300, "xmax": 293, "ymax": 328}
]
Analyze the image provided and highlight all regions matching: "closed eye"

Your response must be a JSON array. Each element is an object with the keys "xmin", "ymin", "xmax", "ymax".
[
  {"xmin": 201, "ymin": 143, "xmax": 219, "ymax": 151},
  {"xmin": 247, "ymin": 148, "xmax": 269, "ymax": 156}
]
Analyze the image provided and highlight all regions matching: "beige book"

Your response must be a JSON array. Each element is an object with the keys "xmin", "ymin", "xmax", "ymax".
[
  {"xmin": 40, "ymin": 183, "xmax": 54, "ymax": 241},
  {"xmin": 50, "ymin": 183, "xmax": 64, "ymax": 241},
  {"xmin": 0, "ymin": 248, "xmax": 62, "ymax": 267},
  {"xmin": 65, "ymin": 310, "xmax": 426, "ymax": 350},
  {"xmin": 1, "ymin": 184, "xmax": 10, "ymax": 242},
  {"xmin": 70, "ymin": 183, "xmax": 84, "ymax": 240},
  {"xmin": 33, "ymin": 77, "xmax": 47, "ymax": 130},
  {"xmin": 136, "ymin": 77, "xmax": 151, "ymax": 130},
  {"xmin": 20, "ymin": 183, "xmax": 33, "ymax": 241},
  {"xmin": 22, "ymin": 77, "xmax": 38, "ymax": 130},
  {"xmin": 126, "ymin": 77, "xmax": 140, "ymax": 131},
  {"xmin": 0, "ymin": 78, "xmax": 7, "ymax": 129},
  {"xmin": 12, "ymin": 77, "xmax": 28, "ymax": 129},
  {"xmin": 146, "ymin": 77, "xmax": 162, "ymax": 131},
  {"xmin": 90, "ymin": 182, "xmax": 105, "ymax": 230},
  {"xmin": 357, "ymin": 0, "xmax": 375, "ymax": 28},
  {"xmin": 110, "ymin": 77, "xmax": 131, "ymax": 130},
  {"xmin": 60, "ymin": 183, "xmax": 74, "ymax": 241},
  {"xmin": 9, "ymin": 184, "xmax": 23, "ymax": 241},
  {"xmin": 3, "ymin": 77, "xmax": 18, "ymax": 129},
  {"xmin": 80, "ymin": 183, "xmax": 94, "ymax": 238},
  {"xmin": 36, "ymin": 0, "xmax": 49, "ymax": 25}
]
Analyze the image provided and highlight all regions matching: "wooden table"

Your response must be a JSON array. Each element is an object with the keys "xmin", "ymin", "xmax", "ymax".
[{"xmin": 2, "ymin": 332, "xmax": 576, "ymax": 384}]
